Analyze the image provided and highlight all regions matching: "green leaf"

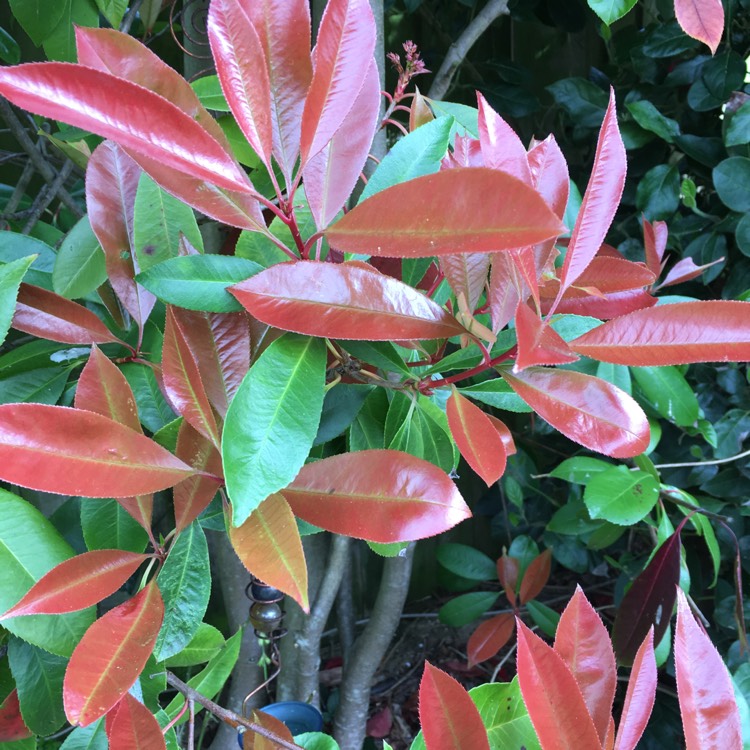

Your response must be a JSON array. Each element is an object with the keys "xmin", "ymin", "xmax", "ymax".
[
  {"xmin": 0, "ymin": 232, "xmax": 56, "ymax": 290},
  {"xmin": 0, "ymin": 367, "xmax": 69, "ymax": 406},
  {"xmin": 163, "ymin": 623, "xmax": 225, "ymax": 667},
  {"xmin": 191, "ymin": 75, "xmax": 230, "ymax": 111},
  {"xmin": 224, "ymin": 334, "xmax": 327, "ymax": 525},
  {"xmin": 367, "ymin": 541, "xmax": 410, "ymax": 557},
  {"xmin": 525, "ymin": 600, "xmax": 560, "ymax": 637},
  {"xmin": 42, "ymin": 0, "xmax": 98, "ymax": 63},
  {"xmin": 436, "ymin": 543, "xmax": 496, "ymax": 581},
  {"xmin": 735, "ymin": 213, "xmax": 750, "ymax": 257},
  {"xmin": 636, "ymin": 164, "xmax": 680, "ymax": 220},
  {"xmin": 583, "ymin": 466, "xmax": 659, "ymax": 525},
  {"xmin": 52, "ymin": 216, "xmax": 106, "ymax": 300},
  {"xmin": 137, "ymin": 255, "xmax": 262, "ymax": 312},
  {"xmin": 642, "ymin": 21, "xmax": 700, "ymax": 57},
  {"xmin": 626, "ymin": 100, "xmax": 681, "ymax": 143},
  {"xmin": 438, "ymin": 591, "xmax": 498, "ymax": 627},
  {"xmin": 0, "ymin": 489, "xmax": 94, "ymax": 656},
  {"xmin": 315, "ymin": 384, "xmax": 372, "ymax": 446},
  {"xmin": 471, "ymin": 678, "xmax": 541, "ymax": 750},
  {"xmin": 458, "ymin": 380, "xmax": 532, "ymax": 413},
  {"xmin": 586, "ymin": 0, "xmax": 637, "ymax": 24},
  {"xmin": 360, "ymin": 116, "xmax": 453, "ymax": 202},
  {"xmin": 546, "ymin": 78, "xmax": 608, "ymax": 128},
  {"xmin": 92, "ymin": 0, "xmax": 127, "ymax": 26},
  {"xmin": 714, "ymin": 157, "xmax": 750, "ymax": 213},
  {"xmin": 121, "ymin": 363, "xmax": 176, "ymax": 433},
  {"xmin": 428, "ymin": 100, "xmax": 479, "ymax": 136},
  {"xmin": 8, "ymin": 0, "xmax": 67, "ymax": 45},
  {"xmin": 632, "ymin": 366, "xmax": 700, "ymax": 427},
  {"xmin": 690, "ymin": 512, "xmax": 721, "ymax": 587},
  {"xmin": 294, "ymin": 734, "xmax": 340, "ymax": 750},
  {"xmin": 0, "ymin": 256, "xmax": 35, "ymax": 347},
  {"xmin": 154, "ymin": 522, "xmax": 211, "ymax": 662},
  {"xmin": 342, "ymin": 341, "xmax": 411, "ymax": 377},
  {"xmin": 726, "ymin": 102, "xmax": 750, "ymax": 147},
  {"xmin": 60, "ymin": 719, "xmax": 107, "ymax": 750},
  {"xmin": 133, "ymin": 173, "xmax": 204, "ymax": 273},
  {"xmin": 348, "ymin": 388, "xmax": 388, "ymax": 451},
  {"xmin": 595, "ymin": 361, "xmax": 631, "ymax": 394},
  {"xmin": 8, "ymin": 637, "xmax": 66, "ymax": 735},
  {"xmin": 0, "ymin": 26, "xmax": 20, "ymax": 65},
  {"xmin": 80, "ymin": 498, "xmax": 149, "ymax": 553}
]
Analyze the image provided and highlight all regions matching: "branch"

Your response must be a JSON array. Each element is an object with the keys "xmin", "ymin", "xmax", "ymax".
[
  {"xmin": 427, "ymin": 0, "xmax": 511, "ymax": 101},
  {"xmin": 653, "ymin": 447, "xmax": 750, "ymax": 469}
]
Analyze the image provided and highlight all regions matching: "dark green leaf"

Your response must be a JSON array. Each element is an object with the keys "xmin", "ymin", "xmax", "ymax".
[
  {"xmin": 314, "ymin": 384, "xmax": 372, "ymax": 446},
  {"xmin": 636, "ymin": 164, "xmax": 680, "ymax": 220},
  {"xmin": 80, "ymin": 498, "xmax": 149, "ymax": 553},
  {"xmin": 92, "ymin": 0, "xmax": 127, "ymax": 27},
  {"xmin": 438, "ymin": 591, "xmax": 499, "ymax": 627},
  {"xmin": 0, "ymin": 26, "xmax": 20, "ymax": 64},
  {"xmin": 8, "ymin": 0, "xmax": 67, "ymax": 45},
  {"xmin": 642, "ymin": 21, "xmax": 700, "ymax": 57},
  {"xmin": 714, "ymin": 158, "xmax": 750, "ymax": 212},
  {"xmin": 342, "ymin": 341, "xmax": 411, "ymax": 377},
  {"xmin": 42, "ymin": 0, "xmax": 98, "ymax": 63},
  {"xmin": 0, "ymin": 367, "xmax": 68, "ymax": 405},
  {"xmin": 436, "ymin": 543, "xmax": 497, "ymax": 581},
  {"xmin": 121, "ymin": 363, "xmax": 176, "ymax": 433},
  {"xmin": 458, "ymin": 380, "xmax": 532, "ymax": 413},
  {"xmin": 348, "ymin": 388, "xmax": 388, "ymax": 451},
  {"xmin": 547, "ymin": 78, "xmax": 608, "ymax": 128},
  {"xmin": 525, "ymin": 600, "xmax": 560, "ymax": 637},
  {"xmin": 626, "ymin": 100, "xmax": 680, "ymax": 143},
  {"xmin": 726, "ymin": 102, "xmax": 750, "ymax": 147}
]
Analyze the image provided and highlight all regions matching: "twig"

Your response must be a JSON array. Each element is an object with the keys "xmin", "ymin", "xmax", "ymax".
[
  {"xmin": 427, "ymin": 0, "xmax": 511, "ymax": 101},
  {"xmin": 653, "ymin": 447, "xmax": 750, "ymax": 469},
  {"xmin": 120, "ymin": 0, "xmax": 143, "ymax": 33},
  {"xmin": 187, "ymin": 698, "xmax": 195, "ymax": 750},
  {"xmin": 22, "ymin": 160, "xmax": 74, "ymax": 234},
  {"xmin": 2, "ymin": 160, "xmax": 35, "ymax": 218}
]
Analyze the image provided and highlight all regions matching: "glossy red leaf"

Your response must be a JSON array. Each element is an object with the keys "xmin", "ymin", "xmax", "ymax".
[
  {"xmin": 244, "ymin": 0, "xmax": 312, "ymax": 183},
  {"xmin": 419, "ymin": 662, "xmax": 490, "ymax": 750},
  {"xmin": 527, "ymin": 134, "xmax": 570, "ymax": 220},
  {"xmin": 163, "ymin": 307, "xmax": 221, "ymax": 448},
  {"xmin": 562, "ymin": 257, "xmax": 656, "ymax": 295},
  {"xmin": 207, "ymin": 0, "xmax": 273, "ymax": 167},
  {"xmin": 1, "ymin": 550, "xmax": 148, "ymax": 618},
  {"xmin": 0, "ymin": 404, "xmax": 196, "ymax": 497},
  {"xmin": 439, "ymin": 252, "xmax": 492, "ymax": 312},
  {"xmin": 541, "ymin": 288, "xmax": 657, "ymax": 320},
  {"xmin": 477, "ymin": 92, "xmax": 532, "ymax": 184},
  {"xmin": 571, "ymin": 301, "xmax": 750, "ymax": 365},
  {"xmin": 486, "ymin": 413, "xmax": 516, "ymax": 456},
  {"xmin": 519, "ymin": 549, "xmax": 552, "ymax": 605},
  {"xmin": 231, "ymin": 260, "xmax": 468, "ymax": 340},
  {"xmin": 613, "ymin": 629, "xmax": 656, "ymax": 750},
  {"xmin": 554, "ymin": 586, "xmax": 617, "ymax": 743},
  {"xmin": 611, "ymin": 532, "xmax": 681, "ymax": 667},
  {"xmin": 230, "ymin": 493, "xmax": 309, "ymax": 612},
  {"xmin": 554, "ymin": 90, "xmax": 625, "ymax": 306},
  {"xmin": 304, "ymin": 59, "xmax": 381, "ymax": 229},
  {"xmin": 675, "ymin": 588, "xmax": 742, "ymax": 750},
  {"xmin": 299, "ymin": 0, "xmax": 376, "ymax": 164},
  {"xmin": 0, "ymin": 691, "xmax": 33, "ymax": 741},
  {"xmin": 497, "ymin": 555, "xmax": 519, "ymax": 606},
  {"xmin": 514, "ymin": 302, "xmax": 578, "ymax": 370},
  {"xmin": 643, "ymin": 219, "xmax": 668, "ymax": 277},
  {"xmin": 658, "ymin": 256, "xmax": 723, "ymax": 289},
  {"xmin": 675, "ymin": 0, "xmax": 724, "ymax": 53},
  {"xmin": 467, "ymin": 612, "xmax": 515, "ymax": 666},
  {"xmin": 106, "ymin": 693, "xmax": 166, "ymax": 750},
  {"xmin": 14, "ymin": 284, "xmax": 124, "ymax": 346},
  {"xmin": 64, "ymin": 581, "xmax": 164, "ymax": 726},
  {"xmin": 516, "ymin": 620, "xmax": 602, "ymax": 750},
  {"xmin": 173, "ymin": 422, "xmax": 223, "ymax": 534},
  {"xmin": 0, "ymin": 63, "xmax": 252, "ymax": 194},
  {"xmin": 327, "ymin": 168, "xmax": 564, "ymax": 258},
  {"xmin": 488, "ymin": 252, "xmax": 523, "ymax": 333},
  {"xmin": 282, "ymin": 450, "xmax": 471, "ymax": 543},
  {"xmin": 446, "ymin": 390, "xmax": 507, "ymax": 486},
  {"xmin": 501, "ymin": 367, "xmax": 650, "ymax": 459}
]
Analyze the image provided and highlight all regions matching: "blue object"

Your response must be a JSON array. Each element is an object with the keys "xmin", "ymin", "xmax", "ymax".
[{"xmin": 237, "ymin": 701, "xmax": 324, "ymax": 747}]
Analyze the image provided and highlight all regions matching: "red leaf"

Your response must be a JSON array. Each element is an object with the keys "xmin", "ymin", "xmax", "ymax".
[
  {"xmin": 514, "ymin": 302, "xmax": 578, "ymax": 370},
  {"xmin": 560, "ymin": 257, "xmax": 656, "ymax": 295},
  {"xmin": 439, "ymin": 252, "xmax": 492, "ymax": 312},
  {"xmin": 658, "ymin": 256, "xmax": 723, "ymax": 289},
  {"xmin": 477, "ymin": 92, "xmax": 532, "ymax": 184},
  {"xmin": 304, "ymin": 59, "xmax": 381, "ymax": 229},
  {"xmin": 326, "ymin": 168, "xmax": 565, "ymax": 258},
  {"xmin": 613, "ymin": 629, "xmax": 656, "ymax": 750},
  {"xmin": 106, "ymin": 693, "xmax": 166, "ymax": 750},
  {"xmin": 230, "ymin": 493, "xmax": 309, "ymax": 612},
  {"xmin": 173, "ymin": 422, "xmax": 223, "ymax": 534},
  {"xmin": 488, "ymin": 252, "xmax": 523, "ymax": 333},
  {"xmin": 299, "ymin": 0, "xmax": 376, "ymax": 164},
  {"xmin": 446, "ymin": 390, "xmax": 507, "ymax": 486},
  {"xmin": 527, "ymin": 134, "xmax": 569, "ymax": 220},
  {"xmin": 467, "ymin": 612, "xmax": 515, "ymax": 666},
  {"xmin": 519, "ymin": 549, "xmax": 552, "ymax": 604},
  {"xmin": 0, "ymin": 404, "xmax": 196, "ymax": 497},
  {"xmin": 611, "ymin": 532, "xmax": 681, "ymax": 667},
  {"xmin": 244, "ymin": 710, "xmax": 296, "ymax": 749},
  {"xmin": 163, "ymin": 307, "xmax": 221, "ymax": 448},
  {"xmin": 366, "ymin": 705, "xmax": 393, "ymax": 738},
  {"xmin": 541, "ymin": 288, "xmax": 657, "ymax": 320},
  {"xmin": 418, "ymin": 662, "xmax": 490, "ymax": 750},
  {"xmin": 571, "ymin": 301, "xmax": 750, "ymax": 365},
  {"xmin": 230, "ymin": 260, "xmax": 468, "ymax": 340},
  {"xmin": 554, "ymin": 586, "xmax": 617, "ymax": 743},
  {"xmin": 207, "ymin": 0, "xmax": 273, "ymax": 168},
  {"xmin": 497, "ymin": 555, "xmax": 519, "ymax": 606},
  {"xmin": 643, "ymin": 219, "xmax": 667, "ymax": 277},
  {"xmin": 501, "ymin": 367, "xmax": 650, "ymax": 459},
  {"xmin": 282, "ymin": 450, "xmax": 471, "ymax": 543},
  {"xmin": 1, "ymin": 550, "xmax": 148, "ymax": 618},
  {"xmin": 0, "ymin": 63, "xmax": 252, "ymax": 194},
  {"xmin": 0, "ymin": 691, "xmax": 33, "ymax": 741},
  {"xmin": 64, "ymin": 581, "xmax": 164, "ymax": 726},
  {"xmin": 674, "ymin": 0, "xmax": 724, "ymax": 53},
  {"xmin": 674, "ymin": 589, "xmax": 742, "ymax": 750},
  {"xmin": 14, "ymin": 284, "xmax": 124, "ymax": 346},
  {"xmin": 486, "ymin": 413, "xmax": 516, "ymax": 455},
  {"xmin": 554, "ymin": 90, "xmax": 625, "ymax": 306}
]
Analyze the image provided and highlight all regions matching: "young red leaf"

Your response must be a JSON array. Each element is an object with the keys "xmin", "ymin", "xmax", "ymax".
[
  {"xmin": 516, "ymin": 620, "xmax": 602, "ymax": 750},
  {"xmin": 674, "ymin": 588, "xmax": 742, "ymax": 750},
  {"xmin": 14, "ymin": 284, "xmax": 125, "ymax": 346},
  {"xmin": 497, "ymin": 555, "xmax": 520, "ymax": 606},
  {"xmin": 489, "ymin": 252, "xmax": 523, "ymax": 333},
  {"xmin": 657, "ymin": 256, "xmax": 724, "ymax": 289},
  {"xmin": 229, "ymin": 493, "xmax": 309, "ymax": 612},
  {"xmin": 244, "ymin": 710, "xmax": 296, "ymax": 750},
  {"xmin": 613, "ymin": 629, "xmax": 657, "ymax": 750},
  {"xmin": 326, "ymin": 168, "xmax": 565, "ymax": 258},
  {"xmin": 486, "ymin": 414, "xmax": 516, "ymax": 456},
  {"xmin": 0, "ymin": 64, "xmax": 252, "ymax": 194},
  {"xmin": 674, "ymin": 0, "xmax": 724, "ymax": 54},
  {"xmin": 570, "ymin": 301, "xmax": 750, "ymax": 365},
  {"xmin": 563, "ymin": 257, "xmax": 656, "ymax": 295},
  {"xmin": 541, "ymin": 288, "xmax": 658, "ymax": 320},
  {"xmin": 0, "ymin": 691, "xmax": 33, "ymax": 741},
  {"xmin": 611, "ymin": 532, "xmax": 681, "ymax": 666},
  {"xmin": 0, "ymin": 404, "xmax": 196, "ymax": 497},
  {"xmin": 518, "ymin": 549, "xmax": 552, "ymax": 604},
  {"xmin": 64, "ymin": 581, "xmax": 164, "ymax": 726},
  {"xmin": 501, "ymin": 367, "xmax": 650, "ymax": 459},
  {"xmin": 1, "ymin": 550, "xmax": 148, "ymax": 619},
  {"xmin": 514, "ymin": 302, "xmax": 578, "ymax": 370},
  {"xmin": 163, "ymin": 307, "xmax": 221, "ymax": 448},
  {"xmin": 527, "ymin": 134, "xmax": 570, "ymax": 220},
  {"xmin": 230, "ymin": 260, "xmax": 468, "ymax": 341},
  {"xmin": 446, "ymin": 390, "xmax": 507, "ymax": 486},
  {"xmin": 643, "ymin": 219, "xmax": 668, "ymax": 277},
  {"xmin": 477, "ymin": 92, "xmax": 532, "ymax": 184},
  {"xmin": 282, "ymin": 450, "xmax": 471, "ymax": 543},
  {"xmin": 419, "ymin": 662, "xmax": 490, "ymax": 750},
  {"xmin": 554, "ymin": 586, "xmax": 617, "ymax": 743},
  {"xmin": 439, "ymin": 252, "xmax": 492, "ymax": 312},
  {"xmin": 106, "ymin": 693, "xmax": 166, "ymax": 750},
  {"xmin": 299, "ymin": 0, "xmax": 376, "ymax": 164},
  {"xmin": 553, "ymin": 89, "xmax": 626, "ymax": 307},
  {"xmin": 467, "ymin": 612, "xmax": 515, "ymax": 666}
]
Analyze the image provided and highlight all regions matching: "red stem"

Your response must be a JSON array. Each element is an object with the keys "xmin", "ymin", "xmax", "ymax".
[{"xmin": 420, "ymin": 346, "xmax": 517, "ymax": 392}]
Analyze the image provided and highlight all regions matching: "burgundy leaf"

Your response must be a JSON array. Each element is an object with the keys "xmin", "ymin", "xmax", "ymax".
[
  {"xmin": 477, "ymin": 92, "xmax": 532, "ymax": 184},
  {"xmin": 467, "ymin": 613, "xmax": 515, "ymax": 666},
  {"xmin": 643, "ymin": 218, "xmax": 668, "ymax": 277},
  {"xmin": 497, "ymin": 555, "xmax": 519, "ymax": 606},
  {"xmin": 658, "ymin": 256, "xmax": 724, "ymax": 289},
  {"xmin": 0, "ymin": 691, "xmax": 32, "ymax": 741},
  {"xmin": 674, "ymin": 0, "xmax": 724, "ymax": 54},
  {"xmin": 518, "ymin": 549, "xmax": 552, "ymax": 604},
  {"xmin": 514, "ymin": 302, "xmax": 578, "ymax": 370}
]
